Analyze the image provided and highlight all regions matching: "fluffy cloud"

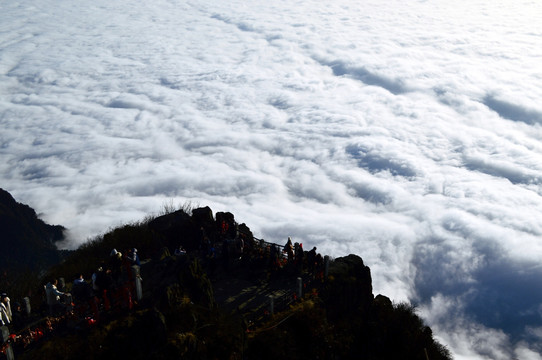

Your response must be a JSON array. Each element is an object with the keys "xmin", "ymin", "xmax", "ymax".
[{"xmin": 1, "ymin": 0, "xmax": 542, "ymax": 357}]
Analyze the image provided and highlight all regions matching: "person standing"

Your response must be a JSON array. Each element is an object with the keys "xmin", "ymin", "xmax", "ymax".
[
  {"xmin": 284, "ymin": 237, "xmax": 294, "ymax": 262},
  {"xmin": 45, "ymin": 279, "xmax": 66, "ymax": 315},
  {"xmin": 0, "ymin": 293, "xmax": 12, "ymax": 326}
]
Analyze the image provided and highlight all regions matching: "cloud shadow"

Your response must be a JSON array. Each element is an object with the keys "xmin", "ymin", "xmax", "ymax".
[
  {"xmin": 413, "ymin": 234, "xmax": 542, "ymax": 344},
  {"xmin": 462, "ymin": 155, "xmax": 540, "ymax": 185},
  {"xmin": 483, "ymin": 95, "xmax": 542, "ymax": 125},
  {"xmin": 316, "ymin": 58, "xmax": 408, "ymax": 95},
  {"xmin": 211, "ymin": 13, "xmax": 258, "ymax": 34},
  {"xmin": 346, "ymin": 144, "xmax": 417, "ymax": 178}
]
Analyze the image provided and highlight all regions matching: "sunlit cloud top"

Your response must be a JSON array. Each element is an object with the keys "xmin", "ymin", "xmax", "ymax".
[{"xmin": 1, "ymin": 0, "xmax": 542, "ymax": 358}]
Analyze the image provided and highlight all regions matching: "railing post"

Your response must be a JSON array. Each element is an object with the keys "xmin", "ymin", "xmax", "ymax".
[
  {"xmin": 268, "ymin": 295, "xmax": 274, "ymax": 315},
  {"xmin": 65, "ymin": 293, "xmax": 73, "ymax": 312},
  {"xmin": 1, "ymin": 325, "xmax": 15, "ymax": 360},
  {"xmin": 23, "ymin": 297, "xmax": 31, "ymax": 315},
  {"xmin": 297, "ymin": 277, "xmax": 302, "ymax": 299},
  {"xmin": 132, "ymin": 265, "xmax": 143, "ymax": 301}
]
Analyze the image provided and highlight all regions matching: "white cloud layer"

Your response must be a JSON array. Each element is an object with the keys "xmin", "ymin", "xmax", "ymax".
[{"xmin": 1, "ymin": 0, "xmax": 542, "ymax": 357}]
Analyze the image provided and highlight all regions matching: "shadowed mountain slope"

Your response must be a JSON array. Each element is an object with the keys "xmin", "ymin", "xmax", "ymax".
[
  {"xmin": 0, "ymin": 189, "xmax": 67, "ymax": 294},
  {"xmin": 1, "ymin": 192, "xmax": 451, "ymax": 360}
]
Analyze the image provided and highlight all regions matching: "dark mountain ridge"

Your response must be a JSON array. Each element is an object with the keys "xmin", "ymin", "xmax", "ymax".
[
  {"xmin": 0, "ymin": 189, "xmax": 452, "ymax": 360},
  {"xmin": 0, "ymin": 188, "xmax": 66, "ymax": 292}
]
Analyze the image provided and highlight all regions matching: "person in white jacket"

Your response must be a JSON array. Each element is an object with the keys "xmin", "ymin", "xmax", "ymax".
[
  {"xmin": 0, "ymin": 293, "xmax": 12, "ymax": 326},
  {"xmin": 45, "ymin": 279, "xmax": 66, "ymax": 315}
]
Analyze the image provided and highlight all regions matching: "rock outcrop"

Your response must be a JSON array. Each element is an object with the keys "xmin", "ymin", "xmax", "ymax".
[
  {"xmin": 0, "ymin": 188, "xmax": 67, "ymax": 296},
  {"xmin": 0, "ymin": 198, "xmax": 451, "ymax": 360}
]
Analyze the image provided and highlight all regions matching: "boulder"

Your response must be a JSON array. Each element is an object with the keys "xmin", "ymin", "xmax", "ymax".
[
  {"xmin": 191, "ymin": 206, "xmax": 214, "ymax": 226},
  {"xmin": 323, "ymin": 254, "xmax": 374, "ymax": 319},
  {"xmin": 148, "ymin": 210, "xmax": 202, "ymax": 251}
]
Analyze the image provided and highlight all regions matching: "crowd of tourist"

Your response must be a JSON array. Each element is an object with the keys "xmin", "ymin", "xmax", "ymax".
[
  {"xmin": 1, "ymin": 213, "xmax": 326, "ymax": 357},
  {"xmin": 0, "ymin": 247, "xmax": 142, "ymax": 357}
]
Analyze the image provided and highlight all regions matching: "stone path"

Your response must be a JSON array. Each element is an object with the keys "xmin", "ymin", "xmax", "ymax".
[{"xmin": 212, "ymin": 271, "xmax": 299, "ymax": 322}]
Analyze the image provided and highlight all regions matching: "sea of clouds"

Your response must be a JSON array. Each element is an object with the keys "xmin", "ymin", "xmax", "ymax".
[{"xmin": 1, "ymin": 0, "xmax": 542, "ymax": 358}]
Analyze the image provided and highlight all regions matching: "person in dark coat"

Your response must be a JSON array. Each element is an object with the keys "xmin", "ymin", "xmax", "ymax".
[
  {"xmin": 284, "ymin": 237, "xmax": 294, "ymax": 262},
  {"xmin": 10, "ymin": 301, "xmax": 25, "ymax": 331},
  {"xmin": 72, "ymin": 274, "xmax": 93, "ymax": 303},
  {"xmin": 108, "ymin": 249, "xmax": 124, "ymax": 285}
]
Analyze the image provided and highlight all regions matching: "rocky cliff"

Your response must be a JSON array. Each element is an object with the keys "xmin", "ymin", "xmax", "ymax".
[{"xmin": 0, "ymin": 191, "xmax": 451, "ymax": 360}]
